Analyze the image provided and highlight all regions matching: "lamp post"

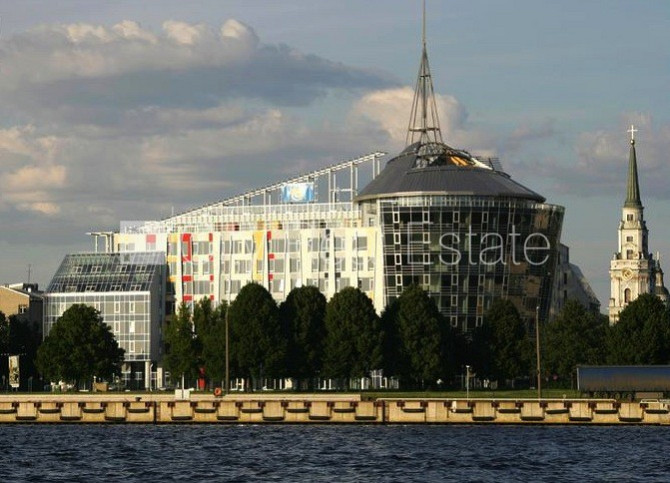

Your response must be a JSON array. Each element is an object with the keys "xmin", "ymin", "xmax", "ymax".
[
  {"xmin": 465, "ymin": 365, "xmax": 471, "ymax": 400},
  {"xmin": 535, "ymin": 305, "xmax": 542, "ymax": 400},
  {"xmin": 225, "ymin": 303, "xmax": 229, "ymax": 395}
]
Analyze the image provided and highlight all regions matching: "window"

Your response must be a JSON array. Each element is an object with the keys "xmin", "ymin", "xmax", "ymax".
[
  {"xmin": 353, "ymin": 236, "xmax": 368, "ymax": 251},
  {"xmin": 624, "ymin": 288, "xmax": 631, "ymax": 303},
  {"xmin": 114, "ymin": 302, "xmax": 121, "ymax": 314},
  {"xmin": 626, "ymin": 236, "xmax": 633, "ymax": 243},
  {"xmin": 393, "ymin": 232, "xmax": 401, "ymax": 245},
  {"xmin": 288, "ymin": 239, "xmax": 300, "ymax": 253},
  {"xmin": 392, "ymin": 211, "xmax": 400, "ymax": 224},
  {"xmin": 423, "ymin": 232, "xmax": 430, "ymax": 244},
  {"xmin": 271, "ymin": 239, "xmax": 286, "ymax": 253},
  {"xmin": 626, "ymin": 249, "xmax": 634, "ymax": 260},
  {"xmin": 450, "ymin": 316, "xmax": 458, "ymax": 328},
  {"xmin": 627, "ymin": 214, "xmax": 634, "ymax": 221},
  {"xmin": 394, "ymin": 254, "xmax": 402, "ymax": 265},
  {"xmin": 270, "ymin": 259, "xmax": 285, "ymax": 273},
  {"xmin": 91, "ymin": 266, "xmax": 102, "ymax": 274},
  {"xmin": 453, "ymin": 211, "xmax": 460, "ymax": 223},
  {"xmin": 476, "ymin": 316, "xmax": 483, "ymax": 327},
  {"xmin": 129, "ymin": 302, "xmax": 135, "ymax": 314},
  {"xmin": 395, "ymin": 274, "xmax": 403, "ymax": 286}
]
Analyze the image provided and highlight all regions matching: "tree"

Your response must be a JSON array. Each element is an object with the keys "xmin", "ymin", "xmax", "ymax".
[
  {"xmin": 543, "ymin": 300, "xmax": 606, "ymax": 386},
  {"xmin": 607, "ymin": 293, "xmax": 670, "ymax": 365},
  {"xmin": 323, "ymin": 287, "xmax": 382, "ymax": 380},
  {"xmin": 472, "ymin": 299, "xmax": 532, "ymax": 385},
  {"xmin": 163, "ymin": 303, "xmax": 199, "ymax": 385},
  {"xmin": 382, "ymin": 285, "xmax": 444, "ymax": 388},
  {"xmin": 36, "ymin": 304, "xmax": 124, "ymax": 388},
  {"xmin": 229, "ymin": 283, "xmax": 286, "ymax": 382},
  {"xmin": 197, "ymin": 300, "xmax": 228, "ymax": 387},
  {"xmin": 279, "ymin": 286, "xmax": 326, "ymax": 382}
]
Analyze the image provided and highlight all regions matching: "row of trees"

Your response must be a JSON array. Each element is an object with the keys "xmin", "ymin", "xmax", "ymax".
[
  {"xmin": 6, "ymin": 283, "xmax": 669, "ymax": 391},
  {"xmin": 164, "ymin": 284, "xmax": 466, "ymax": 389},
  {"xmin": 164, "ymin": 283, "xmax": 670, "ymax": 391},
  {"xmin": 543, "ymin": 293, "xmax": 670, "ymax": 386}
]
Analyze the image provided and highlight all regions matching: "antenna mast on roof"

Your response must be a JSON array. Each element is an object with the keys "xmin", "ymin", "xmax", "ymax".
[{"xmin": 406, "ymin": 0, "xmax": 443, "ymax": 147}]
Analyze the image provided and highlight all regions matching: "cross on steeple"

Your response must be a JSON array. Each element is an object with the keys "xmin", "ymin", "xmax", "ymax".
[{"xmin": 628, "ymin": 124, "xmax": 638, "ymax": 144}]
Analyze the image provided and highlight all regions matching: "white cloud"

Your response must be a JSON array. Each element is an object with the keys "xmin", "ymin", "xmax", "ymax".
[
  {"xmin": 514, "ymin": 113, "xmax": 670, "ymax": 199},
  {"xmin": 350, "ymin": 86, "xmax": 496, "ymax": 156}
]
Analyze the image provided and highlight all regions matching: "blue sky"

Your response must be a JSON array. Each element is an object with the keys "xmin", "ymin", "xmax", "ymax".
[{"xmin": 0, "ymin": 0, "xmax": 668, "ymax": 308}]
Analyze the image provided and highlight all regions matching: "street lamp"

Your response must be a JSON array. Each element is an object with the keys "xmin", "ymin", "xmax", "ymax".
[
  {"xmin": 225, "ymin": 303, "xmax": 229, "ymax": 395},
  {"xmin": 535, "ymin": 305, "xmax": 542, "ymax": 400},
  {"xmin": 465, "ymin": 365, "xmax": 471, "ymax": 400}
]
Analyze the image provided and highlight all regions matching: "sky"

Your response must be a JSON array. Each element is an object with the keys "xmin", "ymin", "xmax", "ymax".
[{"xmin": 0, "ymin": 0, "xmax": 668, "ymax": 309}]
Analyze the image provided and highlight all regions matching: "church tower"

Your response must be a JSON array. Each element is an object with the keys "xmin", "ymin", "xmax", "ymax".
[{"xmin": 609, "ymin": 126, "xmax": 655, "ymax": 324}]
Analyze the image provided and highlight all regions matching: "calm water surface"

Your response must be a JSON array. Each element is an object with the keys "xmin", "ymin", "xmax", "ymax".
[{"xmin": 1, "ymin": 424, "xmax": 669, "ymax": 482}]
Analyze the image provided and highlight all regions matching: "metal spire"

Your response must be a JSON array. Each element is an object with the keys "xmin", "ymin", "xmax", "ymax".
[
  {"xmin": 624, "ymin": 124, "xmax": 642, "ymax": 208},
  {"xmin": 406, "ymin": 0, "xmax": 443, "ymax": 147}
]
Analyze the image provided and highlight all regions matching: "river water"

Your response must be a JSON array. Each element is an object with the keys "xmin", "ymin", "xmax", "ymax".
[{"xmin": 1, "ymin": 424, "xmax": 668, "ymax": 482}]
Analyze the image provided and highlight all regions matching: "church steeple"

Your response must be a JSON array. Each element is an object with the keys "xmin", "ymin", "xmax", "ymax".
[{"xmin": 624, "ymin": 124, "xmax": 642, "ymax": 208}]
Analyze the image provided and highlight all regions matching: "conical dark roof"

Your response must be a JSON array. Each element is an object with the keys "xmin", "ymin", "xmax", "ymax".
[
  {"xmin": 356, "ymin": 143, "xmax": 545, "ymax": 202},
  {"xmin": 625, "ymin": 139, "xmax": 642, "ymax": 208}
]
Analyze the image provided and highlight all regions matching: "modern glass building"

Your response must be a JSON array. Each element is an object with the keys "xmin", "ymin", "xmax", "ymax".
[
  {"xmin": 108, "ymin": 20, "xmax": 564, "ymax": 334},
  {"xmin": 44, "ymin": 252, "xmax": 166, "ymax": 389},
  {"xmin": 47, "ymin": 17, "xmax": 566, "ymax": 387},
  {"xmin": 356, "ymin": 142, "xmax": 563, "ymax": 332}
]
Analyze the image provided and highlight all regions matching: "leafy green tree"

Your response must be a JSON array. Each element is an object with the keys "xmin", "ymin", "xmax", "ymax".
[
  {"xmin": 163, "ymin": 302, "xmax": 199, "ymax": 385},
  {"xmin": 382, "ymin": 285, "xmax": 444, "ymax": 388},
  {"xmin": 472, "ymin": 299, "xmax": 532, "ymax": 385},
  {"xmin": 323, "ymin": 287, "xmax": 382, "ymax": 380},
  {"xmin": 543, "ymin": 300, "xmax": 606, "ymax": 386},
  {"xmin": 198, "ymin": 300, "xmax": 229, "ymax": 387},
  {"xmin": 229, "ymin": 283, "xmax": 286, "ymax": 381},
  {"xmin": 279, "ymin": 286, "xmax": 326, "ymax": 382},
  {"xmin": 607, "ymin": 293, "xmax": 670, "ymax": 364},
  {"xmin": 36, "ymin": 304, "xmax": 124, "ymax": 388}
]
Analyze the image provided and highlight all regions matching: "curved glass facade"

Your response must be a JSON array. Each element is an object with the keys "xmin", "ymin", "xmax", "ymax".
[{"xmin": 361, "ymin": 195, "xmax": 564, "ymax": 333}]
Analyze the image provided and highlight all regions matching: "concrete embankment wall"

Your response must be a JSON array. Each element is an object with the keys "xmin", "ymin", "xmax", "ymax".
[{"xmin": 1, "ymin": 397, "xmax": 670, "ymax": 424}]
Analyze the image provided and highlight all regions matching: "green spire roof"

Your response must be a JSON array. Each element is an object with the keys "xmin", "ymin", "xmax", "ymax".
[{"xmin": 625, "ymin": 136, "xmax": 642, "ymax": 208}]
